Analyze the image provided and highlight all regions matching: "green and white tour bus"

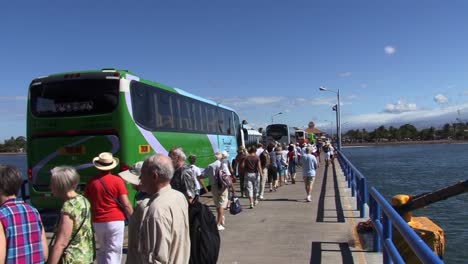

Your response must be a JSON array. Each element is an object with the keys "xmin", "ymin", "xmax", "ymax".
[{"xmin": 27, "ymin": 68, "xmax": 247, "ymax": 209}]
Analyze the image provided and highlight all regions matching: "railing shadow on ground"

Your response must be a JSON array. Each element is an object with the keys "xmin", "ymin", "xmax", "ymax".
[
  {"xmin": 310, "ymin": 242, "xmax": 354, "ymax": 264},
  {"xmin": 337, "ymin": 150, "xmax": 443, "ymax": 264}
]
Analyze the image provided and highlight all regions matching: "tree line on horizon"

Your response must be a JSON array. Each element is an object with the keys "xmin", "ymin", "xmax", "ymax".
[
  {"xmin": 343, "ymin": 122, "xmax": 468, "ymax": 143},
  {"xmin": 0, "ymin": 136, "xmax": 26, "ymax": 152},
  {"xmin": 1, "ymin": 121, "xmax": 467, "ymax": 152}
]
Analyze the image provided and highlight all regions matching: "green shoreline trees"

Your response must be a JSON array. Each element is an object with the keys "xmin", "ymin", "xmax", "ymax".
[
  {"xmin": 343, "ymin": 122, "xmax": 468, "ymax": 143},
  {"xmin": 1, "ymin": 122, "xmax": 467, "ymax": 152},
  {"xmin": 0, "ymin": 136, "xmax": 26, "ymax": 152}
]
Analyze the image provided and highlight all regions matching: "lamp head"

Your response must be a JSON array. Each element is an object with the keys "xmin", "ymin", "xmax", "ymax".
[{"xmin": 319, "ymin": 86, "xmax": 327, "ymax": 91}]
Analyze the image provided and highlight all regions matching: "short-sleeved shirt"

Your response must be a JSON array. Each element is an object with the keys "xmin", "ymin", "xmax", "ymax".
[
  {"xmin": 302, "ymin": 153, "xmax": 318, "ymax": 177},
  {"xmin": 171, "ymin": 165, "xmax": 197, "ymax": 199},
  {"xmin": 190, "ymin": 164, "xmax": 202, "ymax": 191},
  {"xmin": 60, "ymin": 195, "xmax": 94, "ymax": 264},
  {"xmin": 0, "ymin": 198, "xmax": 45, "ymax": 264},
  {"xmin": 244, "ymin": 155, "xmax": 260, "ymax": 173},
  {"xmin": 85, "ymin": 172, "xmax": 128, "ymax": 222}
]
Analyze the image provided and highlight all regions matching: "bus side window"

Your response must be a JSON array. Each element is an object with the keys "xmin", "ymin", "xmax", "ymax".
[
  {"xmin": 218, "ymin": 110, "xmax": 225, "ymax": 134},
  {"xmin": 177, "ymin": 97, "xmax": 192, "ymax": 130},
  {"xmin": 157, "ymin": 92, "xmax": 174, "ymax": 129}
]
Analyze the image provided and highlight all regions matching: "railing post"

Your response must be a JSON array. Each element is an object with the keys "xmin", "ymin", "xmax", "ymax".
[
  {"xmin": 372, "ymin": 197, "xmax": 381, "ymax": 252},
  {"xmin": 360, "ymin": 177, "xmax": 367, "ymax": 218},
  {"xmin": 351, "ymin": 171, "xmax": 355, "ymax": 196},
  {"xmin": 383, "ymin": 214, "xmax": 392, "ymax": 264}
]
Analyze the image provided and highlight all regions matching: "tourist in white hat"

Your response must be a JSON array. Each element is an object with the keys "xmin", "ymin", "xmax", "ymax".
[
  {"xmin": 118, "ymin": 161, "xmax": 151, "ymax": 264},
  {"xmin": 84, "ymin": 152, "xmax": 133, "ymax": 264}
]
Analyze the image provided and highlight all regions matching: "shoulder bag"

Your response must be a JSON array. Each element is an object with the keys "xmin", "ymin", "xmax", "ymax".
[{"xmin": 98, "ymin": 178, "xmax": 130, "ymax": 222}]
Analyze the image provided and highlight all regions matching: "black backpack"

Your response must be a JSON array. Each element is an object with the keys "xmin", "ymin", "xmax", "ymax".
[{"xmin": 189, "ymin": 197, "xmax": 220, "ymax": 264}]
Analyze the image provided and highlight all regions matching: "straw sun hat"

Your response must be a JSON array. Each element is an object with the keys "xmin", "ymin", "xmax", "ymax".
[{"xmin": 93, "ymin": 152, "xmax": 119, "ymax": 171}]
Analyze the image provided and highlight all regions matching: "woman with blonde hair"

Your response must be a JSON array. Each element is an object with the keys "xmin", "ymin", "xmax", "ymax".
[{"xmin": 48, "ymin": 166, "xmax": 94, "ymax": 264}]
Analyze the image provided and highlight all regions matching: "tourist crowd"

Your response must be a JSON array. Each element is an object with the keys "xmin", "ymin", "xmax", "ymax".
[{"xmin": 0, "ymin": 141, "xmax": 334, "ymax": 264}]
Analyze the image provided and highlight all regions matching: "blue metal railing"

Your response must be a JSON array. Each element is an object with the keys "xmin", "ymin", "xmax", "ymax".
[
  {"xmin": 337, "ymin": 150, "xmax": 443, "ymax": 264},
  {"xmin": 369, "ymin": 188, "xmax": 443, "ymax": 264},
  {"xmin": 337, "ymin": 150, "xmax": 367, "ymax": 218}
]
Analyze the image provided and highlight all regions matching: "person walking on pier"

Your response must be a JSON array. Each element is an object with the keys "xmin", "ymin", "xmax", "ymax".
[
  {"xmin": 118, "ymin": 161, "xmax": 151, "ymax": 264},
  {"xmin": 232, "ymin": 146, "xmax": 247, "ymax": 197},
  {"xmin": 205, "ymin": 152, "xmax": 229, "ymax": 230},
  {"xmin": 48, "ymin": 166, "xmax": 94, "ymax": 264},
  {"xmin": 188, "ymin": 155, "xmax": 208, "ymax": 195},
  {"xmin": 258, "ymin": 147, "xmax": 270, "ymax": 200},
  {"xmin": 267, "ymin": 143, "xmax": 278, "ymax": 192},
  {"xmin": 243, "ymin": 146, "xmax": 262, "ymax": 208},
  {"xmin": 169, "ymin": 147, "xmax": 198, "ymax": 203},
  {"xmin": 275, "ymin": 145, "xmax": 288, "ymax": 186},
  {"xmin": 0, "ymin": 165, "xmax": 48, "ymax": 264},
  {"xmin": 287, "ymin": 144, "xmax": 298, "ymax": 184},
  {"xmin": 85, "ymin": 152, "xmax": 133, "ymax": 264},
  {"xmin": 301, "ymin": 147, "xmax": 318, "ymax": 202},
  {"xmin": 138, "ymin": 154, "xmax": 190, "ymax": 263}
]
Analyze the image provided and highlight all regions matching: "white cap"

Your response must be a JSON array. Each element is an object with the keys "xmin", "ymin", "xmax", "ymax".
[
  {"xmin": 221, "ymin": 150, "xmax": 229, "ymax": 158},
  {"xmin": 118, "ymin": 161, "xmax": 143, "ymax": 186}
]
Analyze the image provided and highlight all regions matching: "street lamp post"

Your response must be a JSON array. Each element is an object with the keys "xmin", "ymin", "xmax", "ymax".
[
  {"xmin": 271, "ymin": 112, "xmax": 283, "ymax": 124},
  {"xmin": 319, "ymin": 86, "xmax": 342, "ymax": 150}
]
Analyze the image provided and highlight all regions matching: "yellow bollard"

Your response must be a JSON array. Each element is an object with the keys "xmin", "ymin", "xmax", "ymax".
[{"xmin": 391, "ymin": 194, "xmax": 445, "ymax": 263}]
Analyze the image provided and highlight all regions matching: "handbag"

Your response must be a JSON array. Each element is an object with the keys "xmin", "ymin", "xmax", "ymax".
[
  {"xmin": 98, "ymin": 178, "xmax": 130, "ymax": 223},
  {"xmin": 229, "ymin": 194, "xmax": 242, "ymax": 215}
]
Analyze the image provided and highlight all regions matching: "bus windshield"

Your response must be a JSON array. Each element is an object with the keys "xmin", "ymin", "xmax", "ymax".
[{"xmin": 30, "ymin": 79, "xmax": 119, "ymax": 117}]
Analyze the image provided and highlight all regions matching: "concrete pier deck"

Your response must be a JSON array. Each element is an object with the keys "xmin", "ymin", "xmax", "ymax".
[
  {"xmin": 46, "ymin": 157, "xmax": 382, "ymax": 263},
  {"xmin": 207, "ymin": 158, "xmax": 382, "ymax": 264}
]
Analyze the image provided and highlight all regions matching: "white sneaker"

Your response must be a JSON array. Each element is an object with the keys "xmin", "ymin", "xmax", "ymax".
[
  {"xmin": 217, "ymin": 224, "xmax": 225, "ymax": 231},
  {"xmin": 254, "ymin": 200, "xmax": 259, "ymax": 206},
  {"xmin": 306, "ymin": 195, "xmax": 311, "ymax": 202},
  {"xmin": 259, "ymin": 195, "xmax": 264, "ymax": 200}
]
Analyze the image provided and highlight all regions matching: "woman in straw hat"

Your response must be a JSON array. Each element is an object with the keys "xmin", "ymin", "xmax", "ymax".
[{"xmin": 84, "ymin": 152, "xmax": 133, "ymax": 264}]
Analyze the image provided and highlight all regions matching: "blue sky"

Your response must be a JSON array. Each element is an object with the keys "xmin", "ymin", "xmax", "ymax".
[{"xmin": 1, "ymin": 0, "xmax": 468, "ymax": 140}]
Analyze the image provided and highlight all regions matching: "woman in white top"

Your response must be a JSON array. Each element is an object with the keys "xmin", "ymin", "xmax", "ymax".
[{"xmin": 188, "ymin": 155, "xmax": 208, "ymax": 194}]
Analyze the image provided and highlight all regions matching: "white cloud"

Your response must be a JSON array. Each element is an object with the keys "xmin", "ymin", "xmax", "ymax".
[
  {"xmin": 384, "ymin": 100, "xmax": 417, "ymax": 113},
  {"xmin": 434, "ymin": 94, "xmax": 448, "ymax": 104},
  {"xmin": 344, "ymin": 103, "xmax": 468, "ymax": 130},
  {"xmin": 215, "ymin": 96, "xmax": 285, "ymax": 107},
  {"xmin": 384, "ymin": 45, "xmax": 396, "ymax": 55},
  {"xmin": 339, "ymin": 72, "xmax": 352, "ymax": 77},
  {"xmin": 216, "ymin": 96, "xmax": 337, "ymax": 109}
]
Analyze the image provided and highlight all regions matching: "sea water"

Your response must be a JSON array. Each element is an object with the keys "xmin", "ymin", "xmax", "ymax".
[{"xmin": 343, "ymin": 143, "xmax": 468, "ymax": 263}]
